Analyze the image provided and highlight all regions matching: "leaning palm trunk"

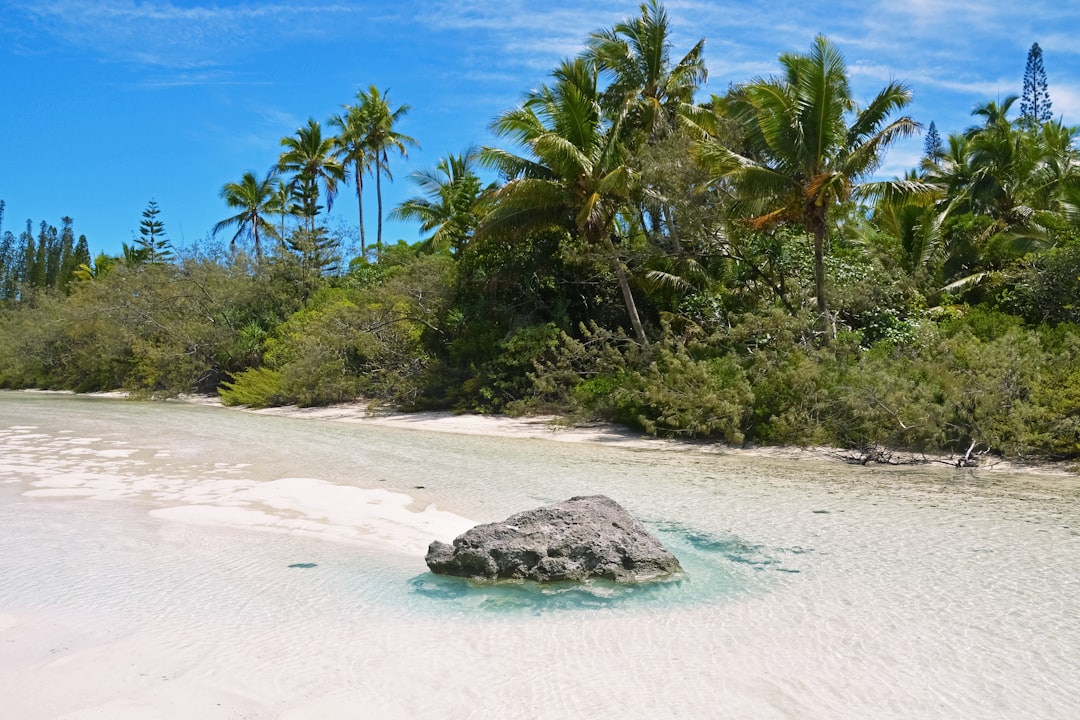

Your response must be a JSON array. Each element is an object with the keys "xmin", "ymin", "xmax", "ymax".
[{"xmin": 602, "ymin": 233, "xmax": 649, "ymax": 346}]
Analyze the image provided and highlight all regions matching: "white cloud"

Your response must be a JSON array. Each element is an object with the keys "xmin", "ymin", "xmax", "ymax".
[{"xmin": 1049, "ymin": 86, "xmax": 1080, "ymax": 123}]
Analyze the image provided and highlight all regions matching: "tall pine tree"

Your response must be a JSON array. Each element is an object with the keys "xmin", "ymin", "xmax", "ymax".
[
  {"xmin": 1020, "ymin": 42, "xmax": 1052, "ymax": 124},
  {"xmin": 136, "ymin": 200, "xmax": 173, "ymax": 264},
  {"xmin": 923, "ymin": 121, "xmax": 943, "ymax": 160}
]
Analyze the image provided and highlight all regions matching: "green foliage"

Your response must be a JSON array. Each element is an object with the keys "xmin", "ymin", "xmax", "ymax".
[
  {"xmin": 620, "ymin": 349, "xmax": 751, "ymax": 441},
  {"xmin": 0, "ymin": 257, "xmax": 299, "ymax": 397},
  {"xmin": 1002, "ymin": 244, "xmax": 1080, "ymax": 324},
  {"xmin": 829, "ymin": 251, "xmax": 925, "ymax": 345},
  {"xmin": 223, "ymin": 253, "xmax": 454, "ymax": 408},
  {"xmin": 465, "ymin": 323, "xmax": 564, "ymax": 414},
  {"xmin": 219, "ymin": 367, "xmax": 286, "ymax": 408},
  {"xmin": 526, "ymin": 322, "xmax": 750, "ymax": 442}
]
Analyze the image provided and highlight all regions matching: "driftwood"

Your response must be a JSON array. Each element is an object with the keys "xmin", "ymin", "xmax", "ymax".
[{"xmin": 835, "ymin": 443, "xmax": 930, "ymax": 466}]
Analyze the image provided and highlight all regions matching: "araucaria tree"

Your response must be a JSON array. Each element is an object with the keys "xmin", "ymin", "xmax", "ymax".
[
  {"xmin": 923, "ymin": 121, "xmax": 944, "ymax": 162},
  {"xmin": 700, "ymin": 36, "xmax": 919, "ymax": 324},
  {"xmin": 137, "ymin": 200, "xmax": 173, "ymax": 264},
  {"xmin": 1020, "ymin": 42, "xmax": 1052, "ymax": 125}
]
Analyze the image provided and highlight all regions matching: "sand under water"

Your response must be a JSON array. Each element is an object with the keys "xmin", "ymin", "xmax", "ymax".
[{"xmin": 1, "ymin": 391, "xmax": 1079, "ymax": 718}]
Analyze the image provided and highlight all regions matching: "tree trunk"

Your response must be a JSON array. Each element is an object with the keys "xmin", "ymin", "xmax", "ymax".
[
  {"xmin": 813, "ymin": 224, "xmax": 827, "ymax": 317},
  {"xmin": 602, "ymin": 233, "xmax": 649, "ymax": 347},
  {"xmin": 376, "ymin": 155, "xmax": 384, "ymax": 261},
  {"xmin": 807, "ymin": 205, "xmax": 830, "ymax": 338},
  {"xmin": 355, "ymin": 163, "xmax": 366, "ymax": 258},
  {"xmin": 662, "ymin": 205, "xmax": 683, "ymax": 255}
]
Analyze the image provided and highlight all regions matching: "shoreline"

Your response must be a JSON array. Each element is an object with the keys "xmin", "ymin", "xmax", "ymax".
[
  {"xmin": 189, "ymin": 392, "xmax": 1078, "ymax": 478},
  {"xmin": 16, "ymin": 389, "xmax": 1078, "ymax": 477}
]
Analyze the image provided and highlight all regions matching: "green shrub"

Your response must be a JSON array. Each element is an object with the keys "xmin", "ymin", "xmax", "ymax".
[
  {"xmin": 621, "ymin": 351, "xmax": 752, "ymax": 442},
  {"xmin": 219, "ymin": 367, "xmax": 286, "ymax": 408}
]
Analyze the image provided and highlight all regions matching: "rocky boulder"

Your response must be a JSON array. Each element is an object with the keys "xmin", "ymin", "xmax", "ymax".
[{"xmin": 425, "ymin": 495, "xmax": 682, "ymax": 583}]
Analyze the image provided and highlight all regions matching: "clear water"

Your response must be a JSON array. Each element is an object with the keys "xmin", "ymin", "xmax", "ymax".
[{"xmin": 1, "ymin": 392, "xmax": 1078, "ymax": 719}]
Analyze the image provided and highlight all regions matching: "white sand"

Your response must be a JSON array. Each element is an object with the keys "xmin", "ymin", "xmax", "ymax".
[
  {"xmin": 240, "ymin": 397, "xmax": 1079, "ymax": 479},
  {"xmin": 150, "ymin": 478, "xmax": 475, "ymax": 554}
]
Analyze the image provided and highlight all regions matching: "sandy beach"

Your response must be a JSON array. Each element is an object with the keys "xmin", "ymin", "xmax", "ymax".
[{"xmin": 227, "ymin": 395, "xmax": 1077, "ymax": 479}]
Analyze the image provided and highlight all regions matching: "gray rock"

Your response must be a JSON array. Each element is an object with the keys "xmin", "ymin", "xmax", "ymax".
[{"xmin": 425, "ymin": 495, "xmax": 682, "ymax": 583}]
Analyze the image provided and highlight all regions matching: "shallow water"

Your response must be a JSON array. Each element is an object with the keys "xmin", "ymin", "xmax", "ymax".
[{"xmin": 1, "ymin": 392, "xmax": 1078, "ymax": 718}]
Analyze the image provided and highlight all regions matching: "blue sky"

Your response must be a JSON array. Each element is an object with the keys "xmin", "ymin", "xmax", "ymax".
[{"xmin": 2, "ymin": 0, "xmax": 1077, "ymax": 259}]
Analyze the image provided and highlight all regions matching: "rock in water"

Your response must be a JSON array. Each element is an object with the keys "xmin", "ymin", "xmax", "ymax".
[{"xmin": 425, "ymin": 495, "xmax": 682, "ymax": 583}]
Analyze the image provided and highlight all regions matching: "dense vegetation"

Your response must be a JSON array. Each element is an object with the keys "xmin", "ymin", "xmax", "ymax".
[{"xmin": 3, "ymin": 4, "xmax": 1079, "ymax": 463}]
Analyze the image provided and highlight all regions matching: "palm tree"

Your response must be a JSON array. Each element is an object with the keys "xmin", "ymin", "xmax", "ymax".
[
  {"xmin": 924, "ymin": 101, "xmax": 1080, "ymax": 275},
  {"xmin": 330, "ymin": 101, "xmax": 375, "ymax": 257},
  {"xmin": 480, "ymin": 57, "xmax": 648, "ymax": 345},
  {"xmin": 389, "ymin": 149, "xmax": 490, "ymax": 255},
  {"xmin": 586, "ymin": 0, "xmax": 707, "ymax": 144},
  {"xmin": 587, "ymin": 0, "xmax": 708, "ymax": 252},
  {"xmin": 353, "ymin": 86, "xmax": 418, "ymax": 259},
  {"xmin": 266, "ymin": 179, "xmax": 300, "ymax": 249},
  {"xmin": 869, "ymin": 171, "xmax": 945, "ymax": 280},
  {"xmin": 700, "ymin": 36, "xmax": 920, "ymax": 324},
  {"xmin": 213, "ymin": 171, "xmax": 279, "ymax": 259},
  {"xmin": 277, "ymin": 119, "xmax": 344, "ymax": 231}
]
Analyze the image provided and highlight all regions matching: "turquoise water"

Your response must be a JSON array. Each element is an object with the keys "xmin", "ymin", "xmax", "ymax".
[
  {"xmin": 2, "ymin": 392, "xmax": 1079, "ymax": 719},
  {"xmin": 407, "ymin": 523, "xmax": 803, "ymax": 615}
]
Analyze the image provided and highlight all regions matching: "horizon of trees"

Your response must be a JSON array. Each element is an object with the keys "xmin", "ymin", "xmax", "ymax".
[{"xmin": 3, "ymin": 1, "xmax": 1079, "ymax": 464}]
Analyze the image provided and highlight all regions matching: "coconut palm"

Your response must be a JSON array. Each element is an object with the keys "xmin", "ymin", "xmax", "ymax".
[
  {"xmin": 352, "ymin": 86, "xmax": 418, "ymax": 259},
  {"xmin": 212, "ymin": 171, "xmax": 279, "ymax": 259},
  {"xmin": 480, "ymin": 57, "xmax": 648, "ymax": 345},
  {"xmin": 586, "ymin": 0, "xmax": 707, "ymax": 144},
  {"xmin": 962, "ymin": 98, "xmax": 1080, "ymax": 224},
  {"xmin": 277, "ymin": 119, "xmax": 344, "ymax": 231},
  {"xmin": 330, "ymin": 101, "xmax": 375, "ymax": 257},
  {"xmin": 587, "ymin": 0, "xmax": 708, "ymax": 253},
  {"xmin": 700, "ymin": 36, "xmax": 920, "ymax": 323},
  {"xmin": 924, "ymin": 102, "xmax": 1080, "ymax": 275},
  {"xmin": 266, "ymin": 179, "xmax": 300, "ymax": 249},
  {"xmin": 389, "ymin": 149, "xmax": 490, "ymax": 255},
  {"xmin": 869, "ymin": 172, "xmax": 945, "ymax": 280}
]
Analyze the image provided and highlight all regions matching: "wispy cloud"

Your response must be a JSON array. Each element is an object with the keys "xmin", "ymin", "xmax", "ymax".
[
  {"xmin": 11, "ymin": 1, "xmax": 377, "ymax": 68},
  {"xmin": 413, "ymin": 1, "xmax": 628, "ymax": 72},
  {"xmin": 131, "ymin": 70, "xmax": 273, "ymax": 90}
]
